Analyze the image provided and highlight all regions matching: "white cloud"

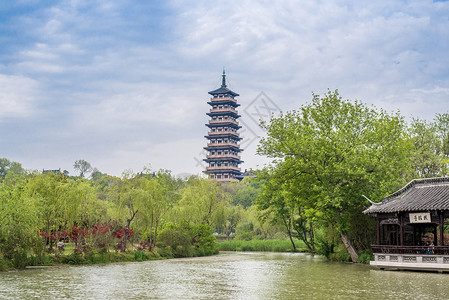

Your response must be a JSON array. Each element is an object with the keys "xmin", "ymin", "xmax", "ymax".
[
  {"xmin": 2, "ymin": 0, "xmax": 449, "ymax": 176},
  {"xmin": 0, "ymin": 74, "xmax": 40, "ymax": 120}
]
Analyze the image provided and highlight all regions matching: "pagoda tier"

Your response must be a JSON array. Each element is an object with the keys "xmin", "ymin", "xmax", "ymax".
[
  {"xmin": 207, "ymin": 98, "xmax": 240, "ymax": 107},
  {"xmin": 206, "ymin": 120, "xmax": 241, "ymax": 129},
  {"xmin": 203, "ymin": 70, "xmax": 243, "ymax": 182},
  {"xmin": 204, "ymin": 132, "xmax": 242, "ymax": 141}
]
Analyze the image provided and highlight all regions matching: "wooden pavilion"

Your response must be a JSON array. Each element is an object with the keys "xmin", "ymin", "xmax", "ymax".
[{"xmin": 363, "ymin": 177, "xmax": 449, "ymax": 272}]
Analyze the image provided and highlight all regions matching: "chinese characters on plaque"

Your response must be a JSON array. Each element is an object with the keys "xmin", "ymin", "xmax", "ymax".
[{"xmin": 409, "ymin": 212, "xmax": 431, "ymax": 223}]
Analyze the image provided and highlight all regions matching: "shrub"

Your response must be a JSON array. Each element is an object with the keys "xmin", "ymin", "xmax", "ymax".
[
  {"xmin": 357, "ymin": 252, "xmax": 373, "ymax": 264},
  {"xmin": 154, "ymin": 246, "xmax": 174, "ymax": 258},
  {"xmin": 329, "ymin": 251, "xmax": 352, "ymax": 262},
  {"xmin": 134, "ymin": 250, "xmax": 150, "ymax": 261},
  {"xmin": 62, "ymin": 252, "xmax": 86, "ymax": 265}
]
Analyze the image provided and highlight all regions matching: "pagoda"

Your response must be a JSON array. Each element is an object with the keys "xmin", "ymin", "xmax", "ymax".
[{"xmin": 203, "ymin": 70, "xmax": 243, "ymax": 181}]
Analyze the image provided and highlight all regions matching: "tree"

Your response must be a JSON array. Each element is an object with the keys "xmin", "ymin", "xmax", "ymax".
[
  {"xmin": 25, "ymin": 172, "xmax": 67, "ymax": 248},
  {"xmin": 135, "ymin": 170, "xmax": 180, "ymax": 249},
  {"xmin": 257, "ymin": 90, "xmax": 412, "ymax": 262},
  {"xmin": 0, "ymin": 175, "xmax": 39, "ymax": 268},
  {"xmin": 232, "ymin": 177, "xmax": 262, "ymax": 208},
  {"xmin": 90, "ymin": 168, "xmax": 105, "ymax": 181},
  {"xmin": 0, "ymin": 158, "xmax": 25, "ymax": 180},
  {"xmin": 73, "ymin": 159, "xmax": 92, "ymax": 178},
  {"xmin": 409, "ymin": 118, "xmax": 447, "ymax": 178}
]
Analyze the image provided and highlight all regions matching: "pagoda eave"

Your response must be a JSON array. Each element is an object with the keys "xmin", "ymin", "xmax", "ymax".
[
  {"xmin": 204, "ymin": 135, "xmax": 242, "ymax": 141},
  {"xmin": 207, "ymin": 101, "xmax": 240, "ymax": 107},
  {"xmin": 203, "ymin": 158, "xmax": 244, "ymax": 163},
  {"xmin": 206, "ymin": 123, "xmax": 242, "ymax": 129},
  {"xmin": 206, "ymin": 112, "xmax": 241, "ymax": 118},
  {"xmin": 203, "ymin": 146, "xmax": 243, "ymax": 152}
]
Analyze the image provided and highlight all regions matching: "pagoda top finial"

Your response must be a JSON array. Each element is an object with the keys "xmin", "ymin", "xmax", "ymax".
[
  {"xmin": 221, "ymin": 68, "xmax": 227, "ymax": 88},
  {"xmin": 208, "ymin": 69, "xmax": 239, "ymax": 97}
]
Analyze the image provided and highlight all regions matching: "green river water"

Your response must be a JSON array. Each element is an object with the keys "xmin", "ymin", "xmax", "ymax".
[{"xmin": 1, "ymin": 252, "xmax": 448, "ymax": 299}]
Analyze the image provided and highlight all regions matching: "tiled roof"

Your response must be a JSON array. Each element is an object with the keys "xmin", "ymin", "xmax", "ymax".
[
  {"xmin": 363, "ymin": 177, "xmax": 449, "ymax": 214},
  {"xmin": 208, "ymin": 86, "xmax": 239, "ymax": 97}
]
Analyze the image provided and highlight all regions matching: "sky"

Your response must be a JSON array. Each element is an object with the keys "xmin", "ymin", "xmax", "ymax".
[{"xmin": 1, "ymin": 0, "xmax": 449, "ymax": 177}]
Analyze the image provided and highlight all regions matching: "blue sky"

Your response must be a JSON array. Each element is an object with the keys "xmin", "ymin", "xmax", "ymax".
[{"xmin": 1, "ymin": 0, "xmax": 449, "ymax": 177}]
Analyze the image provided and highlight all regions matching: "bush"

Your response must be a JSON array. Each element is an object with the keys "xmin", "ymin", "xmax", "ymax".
[
  {"xmin": 315, "ymin": 237, "xmax": 334, "ymax": 258},
  {"xmin": 154, "ymin": 246, "xmax": 174, "ymax": 258},
  {"xmin": 357, "ymin": 252, "xmax": 373, "ymax": 264},
  {"xmin": 329, "ymin": 251, "xmax": 352, "ymax": 262},
  {"xmin": 0, "ymin": 256, "xmax": 11, "ymax": 271},
  {"xmin": 62, "ymin": 252, "xmax": 86, "ymax": 265},
  {"xmin": 134, "ymin": 250, "xmax": 150, "ymax": 261},
  {"xmin": 157, "ymin": 223, "xmax": 217, "ymax": 258}
]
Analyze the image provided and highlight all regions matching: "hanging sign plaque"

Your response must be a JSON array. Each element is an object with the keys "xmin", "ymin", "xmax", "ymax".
[{"xmin": 409, "ymin": 212, "xmax": 431, "ymax": 223}]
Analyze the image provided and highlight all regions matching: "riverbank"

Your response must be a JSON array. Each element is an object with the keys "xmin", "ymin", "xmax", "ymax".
[
  {"xmin": 217, "ymin": 239, "xmax": 308, "ymax": 252},
  {"xmin": 0, "ymin": 245, "xmax": 220, "ymax": 272},
  {"xmin": 1, "ymin": 239, "xmax": 305, "ymax": 271}
]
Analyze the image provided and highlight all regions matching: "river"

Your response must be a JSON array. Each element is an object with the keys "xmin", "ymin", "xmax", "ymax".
[{"xmin": 1, "ymin": 252, "xmax": 449, "ymax": 299}]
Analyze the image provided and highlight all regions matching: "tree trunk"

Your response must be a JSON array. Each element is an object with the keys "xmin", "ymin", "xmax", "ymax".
[
  {"xmin": 151, "ymin": 219, "xmax": 160, "ymax": 250},
  {"xmin": 283, "ymin": 217, "xmax": 297, "ymax": 251},
  {"xmin": 121, "ymin": 210, "xmax": 138, "ymax": 252},
  {"xmin": 288, "ymin": 231, "xmax": 297, "ymax": 251},
  {"xmin": 341, "ymin": 233, "xmax": 358, "ymax": 263}
]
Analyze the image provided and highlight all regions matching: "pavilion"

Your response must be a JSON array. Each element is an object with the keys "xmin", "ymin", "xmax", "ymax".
[{"xmin": 363, "ymin": 177, "xmax": 449, "ymax": 272}]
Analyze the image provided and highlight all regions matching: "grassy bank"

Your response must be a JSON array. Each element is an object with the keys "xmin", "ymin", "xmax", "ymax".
[
  {"xmin": 1, "ymin": 242, "xmax": 219, "ymax": 271},
  {"xmin": 217, "ymin": 239, "xmax": 308, "ymax": 252}
]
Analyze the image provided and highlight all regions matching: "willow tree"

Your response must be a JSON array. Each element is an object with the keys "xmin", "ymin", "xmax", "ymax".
[
  {"xmin": 0, "ymin": 175, "xmax": 39, "ymax": 268},
  {"xmin": 257, "ymin": 90, "xmax": 412, "ymax": 262}
]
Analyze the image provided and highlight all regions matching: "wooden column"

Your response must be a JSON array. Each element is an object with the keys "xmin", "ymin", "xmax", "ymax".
[
  {"xmin": 399, "ymin": 214, "xmax": 404, "ymax": 246},
  {"xmin": 440, "ymin": 211, "xmax": 444, "ymax": 246},
  {"xmin": 376, "ymin": 217, "xmax": 381, "ymax": 245}
]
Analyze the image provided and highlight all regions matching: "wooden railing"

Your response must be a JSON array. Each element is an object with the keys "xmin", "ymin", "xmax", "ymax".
[{"xmin": 371, "ymin": 245, "xmax": 449, "ymax": 255}]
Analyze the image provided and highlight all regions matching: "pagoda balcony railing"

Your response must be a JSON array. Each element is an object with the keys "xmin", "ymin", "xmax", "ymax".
[
  {"xmin": 206, "ymin": 143, "xmax": 240, "ymax": 148},
  {"xmin": 209, "ymin": 120, "xmax": 239, "ymax": 126},
  {"xmin": 371, "ymin": 245, "xmax": 449, "ymax": 255},
  {"xmin": 209, "ymin": 108, "xmax": 238, "ymax": 114},
  {"xmin": 206, "ymin": 154, "xmax": 241, "ymax": 160},
  {"xmin": 210, "ymin": 97, "xmax": 237, "ymax": 103},
  {"xmin": 208, "ymin": 131, "xmax": 239, "ymax": 136},
  {"xmin": 206, "ymin": 166, "xmax": 241, "ymax": 172}
]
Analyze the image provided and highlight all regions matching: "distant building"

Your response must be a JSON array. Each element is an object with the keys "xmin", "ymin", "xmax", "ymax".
[
  {"xmin": 203, "ymin": 70, "xmax": 243, "ymax": 182},
  {"xmin": 42, "ymin": 169, "xmax": 69, "ymax": 176}
]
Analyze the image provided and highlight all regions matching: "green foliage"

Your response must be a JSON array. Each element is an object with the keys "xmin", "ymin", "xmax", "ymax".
[
  {"xmin": 134, "ymin": 250, "xmax": 150, "ymax": 261},
  {"xmin": 357, "ymin": 252, "xmax": 373, "ymax": 264},
  {"xmin": 73, "ymin": 159, "xmax": 93, "ymax": 178},
  {"xmin": 257, "ymin": 90, "xmax": 413, "ymax": 261},
  {"xmin": 329, "ymin": 251, "xmax": 352, "ymax": 262},
  {"xmin": 217, "ymin": 239, "xmax": 306, "ymax": 252},
  {"xmin": 157, "ymin": 222, "xmax": 217, "ymax": 257},
  {"xmin": 0, "ymin": 158, "xmax": 25, "ymax": 180}
]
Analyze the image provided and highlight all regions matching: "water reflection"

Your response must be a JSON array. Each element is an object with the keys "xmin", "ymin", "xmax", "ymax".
[{"xmin": 1, "ymin": 252, "xmax": 449, "ymax": 299}]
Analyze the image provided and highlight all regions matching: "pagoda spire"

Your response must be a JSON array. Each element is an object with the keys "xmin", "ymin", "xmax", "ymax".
[{"xmin": 221, "ymin": 68, "xmax": 227, "ymax": 88}]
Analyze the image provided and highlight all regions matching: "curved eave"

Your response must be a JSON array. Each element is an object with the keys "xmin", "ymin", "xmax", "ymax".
[
  {"xmin": 204, "ymin": 169, "xmax": 242, "ymax": 175},
  {"xmin": 207, "ymin": 101, "xmax": 240, "ymax": 107},
  {"xmin": 206, "ymin": 112, "xmax": 241, "ymax": 118},
  {"xmin": 203, "ymin": 158, "xmax": 244, "ymax": 163},
  {"xmin": 208, "ymin": 87, "xmax": 239, "ymax": 97},
  {"xmin": 206, "ymin": 123, "xmax": 242, "ymax": 129},
  {"xmin": 204, "ymin": 145, "xmax": 243, "ymax": 152}
]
